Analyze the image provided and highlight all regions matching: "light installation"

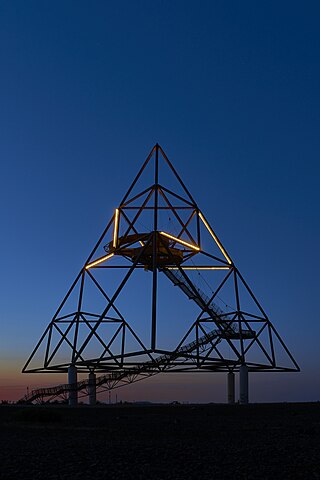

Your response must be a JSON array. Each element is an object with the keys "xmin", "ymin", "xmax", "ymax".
[{"xmin": 21, "ymin": 144, "xmax": 299, "ymax": 404}]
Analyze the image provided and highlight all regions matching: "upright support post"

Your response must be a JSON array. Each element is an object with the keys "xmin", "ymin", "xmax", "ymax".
[
  {"xmin": 88, "ymin": 372, "xmax": 96, "ymax": 406},
  {"xmin": 239, "ymin": 364, "xmax": 249, "ymax": 404},
  {"xmin": 68, "ymin": 364, "xmax": 78, "ymax": 406},
  {"xmin": 151, "ymin": 144, "xmax": 159, "ymax": 350},
  {"xmin": 227, "ymin": 371, "xmax": 235, "ymax": 404}
]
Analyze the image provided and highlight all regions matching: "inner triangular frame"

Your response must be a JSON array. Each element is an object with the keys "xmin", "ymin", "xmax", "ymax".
[{"xmin": 23, "ymin": 144, "xmax": 299, "ymax": 375}]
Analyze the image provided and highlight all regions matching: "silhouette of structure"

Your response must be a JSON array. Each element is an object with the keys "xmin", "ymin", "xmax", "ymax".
[{"xmin": 22, "ymin": 144, "xmax": 299, "ymax": 404}]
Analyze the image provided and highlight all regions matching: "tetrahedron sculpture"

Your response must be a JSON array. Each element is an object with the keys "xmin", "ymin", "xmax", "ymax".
[{"xmin": 23, "ymin": 144, "xmax": 299, "ymax": 389}]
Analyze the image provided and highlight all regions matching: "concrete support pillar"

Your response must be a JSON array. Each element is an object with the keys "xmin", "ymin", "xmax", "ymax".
[
  {"xmin": 88, "ymin": 372, "xmax": 96, "ymax": 406},
  {"xmin": 227, "ymin": 372, "xmax": 235, "ymax": 404},
  {"xmin": 239, "ymin": 364, "xmax": 249, "ymax": 404},
  {"xmin": 68, "ymin": 364, "xmax": 78, "ymax": 406}
]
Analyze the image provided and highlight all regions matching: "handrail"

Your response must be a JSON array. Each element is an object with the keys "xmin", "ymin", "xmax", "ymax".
[
  {"xmin": 20, "ymin": 266, "xmax": 251, "ymax": 403},
  {"xmin": 20, "ymin": 325, "xmax": 220, "ymax": 403}
]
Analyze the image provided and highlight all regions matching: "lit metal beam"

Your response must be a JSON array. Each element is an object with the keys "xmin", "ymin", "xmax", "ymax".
[
  {"xmin": 166, "ymin": 266, "xmax": 231, "ymax": 270},
  {"xmin": 160, "ymin": 231, "xmax": 200, "ymax": 251},
  {"xmin": 85, "ymin": 253, "xmax": 114, "ymax": 269},
  {"xmin": 113, "ymin": 209, "xmax": 120, "ymax": 248},
  {"xmin": 198, "ymin": 212, "xmax": 232, "ymax": 264}
]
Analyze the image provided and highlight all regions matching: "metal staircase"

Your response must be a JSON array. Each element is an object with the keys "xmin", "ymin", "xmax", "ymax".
[
  {"xmin": 162, "ymin": 268, "xmax": 232, "ymax": 318},
  {"xmin": 20, "ymin": 267, "xmax": 254, "ymax": 404},
  {"xmin": 20, "ymin": 326, "xmax": 221, "ymax": 404},
  {"xmin": 161, "ymin": 268, "xmax": 254, "ymax": 339}
]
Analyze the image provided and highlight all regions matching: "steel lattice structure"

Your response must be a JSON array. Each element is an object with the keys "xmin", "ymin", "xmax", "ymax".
[{"xmin": 23, "ymin": 144, "xmax": 299, "ymax": 382}]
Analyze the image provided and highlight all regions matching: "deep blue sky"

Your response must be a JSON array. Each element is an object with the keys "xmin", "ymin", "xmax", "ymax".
[{"xmin": 0, "ymin": 1, "xmax": 319, "ymax": 402}]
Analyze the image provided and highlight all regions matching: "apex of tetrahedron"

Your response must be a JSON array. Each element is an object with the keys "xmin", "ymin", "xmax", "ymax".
[{"xmin": 22, "ymin": 146, "xmax": 299, "ymax": 385}]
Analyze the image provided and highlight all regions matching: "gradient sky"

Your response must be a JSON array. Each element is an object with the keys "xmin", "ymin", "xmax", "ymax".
[{"xmin": 0, "ymin": 1, "xmax": 319, "ymax": 403}]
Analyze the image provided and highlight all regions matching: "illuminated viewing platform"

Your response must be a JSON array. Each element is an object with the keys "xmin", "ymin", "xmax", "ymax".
[{"xmin": 101, "ymin": 232, "xmax": 199, "ymax": 269}]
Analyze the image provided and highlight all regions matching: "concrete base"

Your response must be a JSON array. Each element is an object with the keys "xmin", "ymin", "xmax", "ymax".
[
  {"xmin": 68, "ymin": 365, "xmax": 78, "ymax": 406},
  {"xmin": 239, "ymin": 364, "xmax": 249, "ymax": 404},
  {"xmin": 227, "ymin": 372, "xmax": 235, "ymax": 404},
  {"xmin": 88, "ymin": 373, "xmax": 96, "ymax": 406}
]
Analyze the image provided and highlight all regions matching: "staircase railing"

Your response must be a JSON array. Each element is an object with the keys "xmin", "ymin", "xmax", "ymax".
[
  {"xmin": 161, "ymin": 268, "xmax": 236, "ymax": 327},
  {"xmin": 20, "ymin": 266, "xmax": 253, "ymax": 404},
  {"xmin": 20, "ymin": 325, "xmax": 220, "ymax": 403}
]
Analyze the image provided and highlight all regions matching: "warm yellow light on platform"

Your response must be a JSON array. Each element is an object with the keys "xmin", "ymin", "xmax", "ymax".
[
  {"xmin": 113, "ymin": 208, "xmax": 120, "ymax": 248},
  {"xmin": 139, "ymin": 241, "xmax": 145, "ymax": 247},
  {"xmin": 85, "ymin": 253, "xmax": 114, "ymax": 269},
  {"xmin": 167, "ymin": 266, "xmax": 230, "ymax": 270},
  {"xmin": 160, "ymin": 231, "xmax": 200, "ymax": 251},
  {"xmin": 198, "ymin": 212, "xmax": 232, "ymax": 264}
]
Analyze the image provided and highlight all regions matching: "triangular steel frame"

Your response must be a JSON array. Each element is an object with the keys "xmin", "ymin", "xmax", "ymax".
[{"xmin": 23, "ymin": 144, "xmax": 299, "ymax": 375}]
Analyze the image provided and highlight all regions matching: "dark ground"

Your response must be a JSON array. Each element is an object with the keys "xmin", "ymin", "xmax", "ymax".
[{"xmin": 0, "ymin": 403, "xmax": 319, "ymax": 479}]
